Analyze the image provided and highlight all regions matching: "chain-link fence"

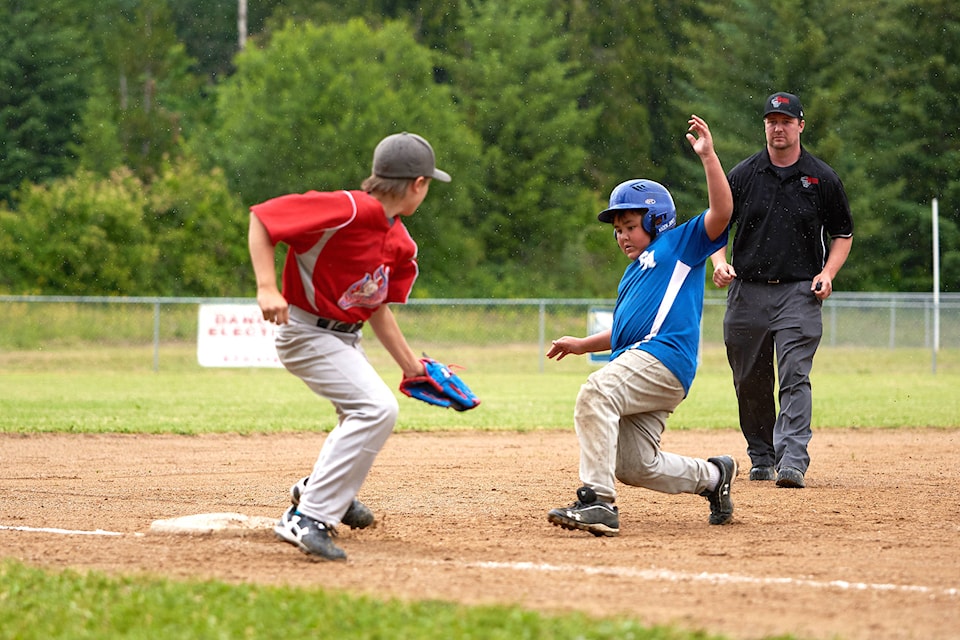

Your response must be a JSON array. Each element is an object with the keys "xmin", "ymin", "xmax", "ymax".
[
  {"xmin": 2, "ymin": 293, "xmax": 958, "ymax": 371},
  {"xmin": 701, "ymin": 292, "xmax": 960, "ymax": 349}
]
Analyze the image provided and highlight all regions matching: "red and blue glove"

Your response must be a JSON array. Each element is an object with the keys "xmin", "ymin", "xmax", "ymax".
[{"xmin": 399, "ymin": 357, "xmax": 480, "ymax": 411}]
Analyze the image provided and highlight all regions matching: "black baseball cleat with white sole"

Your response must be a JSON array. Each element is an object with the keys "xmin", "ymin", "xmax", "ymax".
[
  {"xmin": 274, "ymin": 505, "xmax": 346, "ymax": 561},
  {"xmin": 701, "ymin": 455, "xmax": 737, "ymax": 525},
  {"xmin": 290, "ymin": 476, "xmax": 375, "ymax": 529},
  {"xmin": 547, "ymin": 486, "xmax": 619, "ymax": 537}
]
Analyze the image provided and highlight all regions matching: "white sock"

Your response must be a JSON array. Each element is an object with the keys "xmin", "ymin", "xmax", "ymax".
[{"xmin": 706, "ymin": 461, "xmax": 722, "ymax": 492}]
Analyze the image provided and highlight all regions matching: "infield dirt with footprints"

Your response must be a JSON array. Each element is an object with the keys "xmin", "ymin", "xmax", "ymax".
[{"xmin": 3, "ymin": 428, "xmax": 958, "ymax": 640}]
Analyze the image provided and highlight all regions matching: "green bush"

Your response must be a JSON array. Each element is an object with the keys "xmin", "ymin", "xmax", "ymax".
[{"xmin": 0, "ymin": 157, "xmax": 250, "ymax": 297}]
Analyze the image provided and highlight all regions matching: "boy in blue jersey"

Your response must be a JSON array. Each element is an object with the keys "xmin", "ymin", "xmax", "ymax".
[{"xmin": 547, "ymin": 115, "xmax": 736, "ymax": 536}]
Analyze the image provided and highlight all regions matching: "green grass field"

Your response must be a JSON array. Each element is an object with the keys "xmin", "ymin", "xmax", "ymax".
[
  {"xmin": 0, "ymin": 559, "xmax": 728, "ymax": 640},
  {"xmin": 2, "ymin": 342, "xmax": 959, "ymax": 435},
  {"xmin": 2, "ymin": 341, "xmax": 958, "ymax": 639}
]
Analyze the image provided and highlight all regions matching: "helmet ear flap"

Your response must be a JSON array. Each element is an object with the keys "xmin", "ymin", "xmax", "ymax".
[{"xmin": 646, "ymin": 210, "xmax": 675, "ymax": 237}]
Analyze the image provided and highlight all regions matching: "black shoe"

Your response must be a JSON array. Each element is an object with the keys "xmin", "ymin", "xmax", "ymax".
[
  {"xmin": 701, "ymin": 456, "xmax": 737, "ymax": 525},
  {"xmin": 274, "ymin": 506, "xmax": 346, "ymax": 561},
  {"xmin": 547, "ymin": 486, "xmax": 619, "ymax": 537},
  {"xmin": 341, "ymin": 500, "xmax": 375, "ymax": 529},
  {"xmin": 290, "ymin": 476, "xmax": 375, "ymax": 529},
  {"xmin": 749, "ymin": 465, "xmax": 776, "ymax": 481},
  {"xmin": 776, "ymin": 466, "xmax": 805, "ymax": 488},
  {"xmin": 289, "ymin": 476, "xmax": 308, "ymax": 505}
]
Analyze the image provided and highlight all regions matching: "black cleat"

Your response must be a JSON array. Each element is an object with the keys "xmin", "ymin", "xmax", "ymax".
[
  {"xmin": 702, "ymin": 456, "xmax": 737, "ymax": 525},
  {"xmin": 274, "ymin": 506, "xmax": 346, "ymax": 561},
  {"xmin": 547, "ymin": 486, "xmax": 620, "ymax": 537},
  {"xmin": 290, "ymin": 476, "xmax": 375, "ymax": 529}
]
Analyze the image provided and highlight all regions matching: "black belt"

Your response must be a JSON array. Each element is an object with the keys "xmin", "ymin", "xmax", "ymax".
[
  {"xmin": 315, "ymin": 317, "xmax": 364, "ymax": 333},
  {"xmin": 289, "ymin": 306, "xmax": 363, "ymax": 333}
]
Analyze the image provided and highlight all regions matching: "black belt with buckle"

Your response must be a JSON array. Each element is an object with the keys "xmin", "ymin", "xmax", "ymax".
[{"xmin": 316, "ymin": 317, "xmax": 363, "ymax": 333}]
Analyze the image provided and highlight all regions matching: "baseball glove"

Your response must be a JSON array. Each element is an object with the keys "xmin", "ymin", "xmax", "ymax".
[{"xmin": 399, "ymin": 356, "xmax": 480, "ymax": 411}]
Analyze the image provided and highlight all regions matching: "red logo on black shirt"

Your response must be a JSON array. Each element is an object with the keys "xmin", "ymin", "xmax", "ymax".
[{"xmin": 801, "ymin": 176, "xmax": 819, "ymax": 188}]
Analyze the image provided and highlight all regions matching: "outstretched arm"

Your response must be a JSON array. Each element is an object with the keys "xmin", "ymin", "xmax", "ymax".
[
  {"xmin": 685, "ymin": 115, "xmax": 732, "ymax": 242},
  {"xmin": 547, "ymin": 330, "xmax": 612, "ymax": 361}
]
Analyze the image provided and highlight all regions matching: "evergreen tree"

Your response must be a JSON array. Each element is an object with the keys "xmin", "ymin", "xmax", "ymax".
[
  {"xmin": 842, "ymin": 0, "xmax": 960, "ymax": 291},
  {"xmin": 0, "ymin": 3, "xmax": 91, "ymax": 202},
  {"xmin": 451, "ymin": 0, "xmax": 608, "ymax": 296},
  {"xmin": 94, "ymin": 3, "xmax": 201, "ymax": 180}
]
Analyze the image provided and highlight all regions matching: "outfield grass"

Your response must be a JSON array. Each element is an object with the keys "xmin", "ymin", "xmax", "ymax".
[
  {"xmin": 0, "ymin": 560, "xmax": 725, "ymax": 640},
  {"xmin": 2, "ymin": 342, "xmax": 958, "ymax": 434}
]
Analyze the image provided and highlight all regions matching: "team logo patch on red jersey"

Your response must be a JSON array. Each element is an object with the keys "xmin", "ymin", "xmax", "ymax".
[
  {"xmin": 338, "ymin": 265, "xmax": 390, "ymax": 309},
  {"xmin": 801, "ymin": 176, "xmax": 819, "ymax": 188}
]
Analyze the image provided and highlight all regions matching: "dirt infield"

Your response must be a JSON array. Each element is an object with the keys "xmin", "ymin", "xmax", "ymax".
[{"xmin": 2, "ymin": 428, "xmax": 958, "ymax": 640}]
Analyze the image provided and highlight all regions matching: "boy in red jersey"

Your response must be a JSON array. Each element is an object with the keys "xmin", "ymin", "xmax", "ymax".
[{"xmin": 248, "ymin": 132, "xmax": 450, "ymax": 561}]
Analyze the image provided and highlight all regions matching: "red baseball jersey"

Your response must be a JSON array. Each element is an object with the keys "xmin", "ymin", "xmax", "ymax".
[{"xmin": 251, "ymin": 190, "xmax": 418, "ymax": 323}]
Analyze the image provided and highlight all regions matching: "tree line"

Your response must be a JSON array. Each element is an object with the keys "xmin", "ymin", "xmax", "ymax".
[{"xmin": 1, "ymin": 0, "xmax": 957, "ymax": 297}]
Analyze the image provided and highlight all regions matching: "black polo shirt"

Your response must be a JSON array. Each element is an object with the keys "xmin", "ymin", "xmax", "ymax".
[{"xmin": 726, "ymin": 147, "xmax": 853, "ymax": 283}]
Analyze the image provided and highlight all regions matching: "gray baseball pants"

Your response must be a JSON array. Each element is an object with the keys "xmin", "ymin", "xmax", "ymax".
[
  {"xmin": 274, "ymin": 312, "xmax": 397, "ymax": 527},
  {"xmin": 575, "ymin": 349, "xmax": 715, "ymax": 501},
  {"xmin": 723, "ymin": 279, "xmax": 822, "ymax": 474}
]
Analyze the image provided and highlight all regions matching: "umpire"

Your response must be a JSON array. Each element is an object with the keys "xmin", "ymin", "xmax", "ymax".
[{"xmin": 710, "ymin": 92, "xmax": 853, "ymax": 489}]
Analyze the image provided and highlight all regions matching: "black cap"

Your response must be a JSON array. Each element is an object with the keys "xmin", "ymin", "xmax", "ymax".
[{"xmin": 763, "ymin": 92, "xmax": 803, "ymax": 120}]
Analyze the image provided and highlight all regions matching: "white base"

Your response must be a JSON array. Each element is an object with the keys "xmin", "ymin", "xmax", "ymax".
[{"xmin": 149, "ymin": 512, "xmax": 276, "ymax": 535}]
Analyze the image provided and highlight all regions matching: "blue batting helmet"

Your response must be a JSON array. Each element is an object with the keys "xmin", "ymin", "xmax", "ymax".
[{"xmin": 597, "ymin": 179, "xmax": 677, "ymax": 237}]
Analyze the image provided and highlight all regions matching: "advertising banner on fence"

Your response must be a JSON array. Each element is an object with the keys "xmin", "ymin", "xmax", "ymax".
[{"xmin": 197, "ymin": 304, "xmax": 282, "ymax": 368}]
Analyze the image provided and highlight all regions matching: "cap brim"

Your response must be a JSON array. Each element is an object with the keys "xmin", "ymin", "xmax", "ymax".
[
  {"xmin": 432, "ymin": 168, "xmax": 451, "ymax": 183},
  {"xmin": 763, "ymin": 109, "xmax": 800, "ymax": 118},
  {"xmin": 597, "ymin": 206, "xmax": 647, "ymax": 223}
]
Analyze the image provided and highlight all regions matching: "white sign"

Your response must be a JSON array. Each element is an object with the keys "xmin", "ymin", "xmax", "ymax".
[
  {"xmin": 588, "ymin": 307, "xmax": 613, "ymax": 365},
  {"xmin": 197, "ymin": 304, "xmax": 283, "ymax": 368}
]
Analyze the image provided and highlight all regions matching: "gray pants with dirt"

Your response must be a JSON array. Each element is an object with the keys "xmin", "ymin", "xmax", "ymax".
[{"xmin": 575, "ymin": 349, "xmax": 715, "ymax": 501}]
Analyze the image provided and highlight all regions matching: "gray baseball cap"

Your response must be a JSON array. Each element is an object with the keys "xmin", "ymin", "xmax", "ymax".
[{"xmin": 372, "ymin": 132, "xmax": 451, "ymax": 182}]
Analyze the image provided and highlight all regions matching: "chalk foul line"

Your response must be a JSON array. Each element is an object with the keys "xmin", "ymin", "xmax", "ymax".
[
  {"xmin": 4, "ymin": 522, "xmax": 956, "ymax": 598},
  {"xmin": 0, "ymin": 524, "xmax": 143, "ymax": 537},
  {"xmin": 456, "ymin": 560, "xmax": 960, "ymax": 598}
]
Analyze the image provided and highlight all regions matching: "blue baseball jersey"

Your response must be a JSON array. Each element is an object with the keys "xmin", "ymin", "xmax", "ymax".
[{"xmin": 610, "ymin": 211, "xmax": 727, "ymax": 394}]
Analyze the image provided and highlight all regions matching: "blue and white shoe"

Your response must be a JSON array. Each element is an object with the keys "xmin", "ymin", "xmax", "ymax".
[
  {"xmin": 289, "ymin": 477, "xmax": 375, "ymax": 530},
  {"xmin": 274, "ymin": 505, "xmax": 346, "ymax": 561}
]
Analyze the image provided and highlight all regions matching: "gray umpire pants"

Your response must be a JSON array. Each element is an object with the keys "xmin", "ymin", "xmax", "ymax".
[
  {"xmin": 575, "ymin": 349, "xmax": 715, "ymax": 501},
  {"xmin": 723, "ymin": 280, "xmax": 822, "ymax": 474},
  {"xmin": 274, "ymin": 312, "xmax": 397, "ymax": 528}
]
